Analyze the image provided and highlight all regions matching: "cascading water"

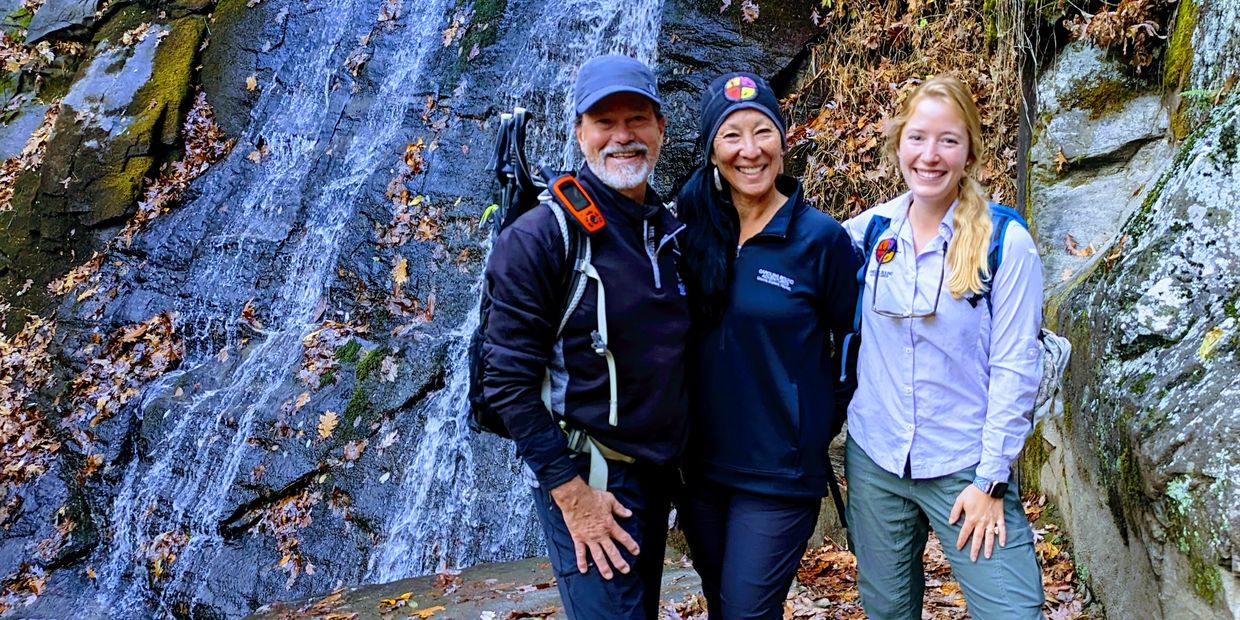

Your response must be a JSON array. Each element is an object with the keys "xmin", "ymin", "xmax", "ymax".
[
  {"xmin": 364, "ymin": 0, "xmax": 666, "ymax": 583},
  {"xmin": 86, "ymin": 0, "xmax": 453, "ymax": 615}
]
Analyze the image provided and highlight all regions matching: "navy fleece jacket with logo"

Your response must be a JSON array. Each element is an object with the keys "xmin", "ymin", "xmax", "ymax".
[
  {"xmin": 481, "ymin": 165, "xmax": 691, "ymax": 490},
  {"xmin": 686, "ymin": 177, "xmax": 861, "ymax": 498}
]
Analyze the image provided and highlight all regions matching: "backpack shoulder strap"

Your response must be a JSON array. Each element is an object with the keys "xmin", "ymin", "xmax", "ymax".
[
  {"xmin": 840, "ymin": 214, "xmax": 893, "ymax": 382},
  {"xmin": 982, "ymin": 203, "xmax": 1029, "ymax": 312}
]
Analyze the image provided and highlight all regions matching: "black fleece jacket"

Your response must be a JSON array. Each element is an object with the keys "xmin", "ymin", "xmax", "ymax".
[
  {"xmin": 481, "ymin": 165, "xmax": 690, "ymax": 490},
  {"xmin": 684, "ymin": 177, "xmax": 860, "ymax": 498}
]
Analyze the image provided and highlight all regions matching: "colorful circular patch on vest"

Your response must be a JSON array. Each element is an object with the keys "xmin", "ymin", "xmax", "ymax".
[
  {"xmin": 724, "ymin": 76, "xmax": 758, "ymax": 102},
  {"xmin": 875, "ymin": 237, "xmax": 897, "ymax": 264}
]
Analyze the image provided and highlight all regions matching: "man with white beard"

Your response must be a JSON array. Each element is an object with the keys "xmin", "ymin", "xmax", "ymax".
[{"xmin": 481, "ymin": 55, "xmax": 690, "ymax": 618}]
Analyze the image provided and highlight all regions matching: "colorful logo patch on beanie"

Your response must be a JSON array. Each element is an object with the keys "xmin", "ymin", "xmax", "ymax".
[
  {"xmin": 724, "ymin": 76, "xmax": 758, "ymax": 102},
  {"xmin": 875, "ymin": 237, "xmax": 897, "ymax": 264}
]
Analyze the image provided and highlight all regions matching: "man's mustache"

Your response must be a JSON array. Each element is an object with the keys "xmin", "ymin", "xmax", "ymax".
[{"xmin": 600, "ymin": 143, "xmax": 650, "ymax": 158}]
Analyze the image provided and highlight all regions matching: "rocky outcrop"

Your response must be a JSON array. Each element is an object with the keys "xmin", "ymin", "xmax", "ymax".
[
  {"xmin": 1026, "ymin": 2, "xmax": 1240, "ymax": 617},
  {"xmin": 26, "ymin": 0, "xmax": 99, "ymax": 42},
  {"xmin": 0, "ymin": 10, "xmax": 206, "ymax": 324}
]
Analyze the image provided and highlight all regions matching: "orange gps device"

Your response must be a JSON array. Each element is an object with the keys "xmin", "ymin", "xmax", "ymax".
[{"xmin": 549, "ymin": 175, "xmax": 606, "ymax": 234}]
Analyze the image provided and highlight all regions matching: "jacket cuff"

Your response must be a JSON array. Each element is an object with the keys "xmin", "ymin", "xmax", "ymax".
[{"xmin": 533, "ymin": 451, "xmax": 580, "ymax": 490}]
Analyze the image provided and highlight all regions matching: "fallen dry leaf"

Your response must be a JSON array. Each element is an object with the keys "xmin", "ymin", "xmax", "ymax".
[
  {"xmin": 392, "ymin": 257, "xmax": 409, "ymax": 288},
  {"xmin": 245, "ymin": 75, "xmax": 258, "ymax": 91},
  {"xmin": 413, "ymin": 605, "xmax": 446, "ymax": 618},
  {"xmin": 1104, "ymin": 234, "xmax": 1128, "ymax": 271},
  {"xmin": 1064, "ymin": 234, "xmax": 1096, "ymax": 257},
  {"xmin": 317, "ymin": 411, "xmax": 338, "ymax": 439}
]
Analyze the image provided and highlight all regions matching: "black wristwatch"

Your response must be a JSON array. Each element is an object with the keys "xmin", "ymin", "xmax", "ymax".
[{"xmin": 973, "ymin": 476, "xmax": 1008, "ymax": 498}]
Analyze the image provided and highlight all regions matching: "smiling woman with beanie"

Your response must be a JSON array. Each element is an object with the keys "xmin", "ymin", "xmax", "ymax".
[{"xmin": 674, "ymin": 72, "xmax": 861, "ymax": 619}]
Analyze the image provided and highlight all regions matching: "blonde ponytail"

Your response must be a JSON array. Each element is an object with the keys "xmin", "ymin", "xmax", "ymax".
[
  {"xmin": 946, "ymin": 176, "xmax": 992, "ymax": 299},
  {"xmin": 883, "ymin": 74, "xmax": 993, "ymax": 299}
]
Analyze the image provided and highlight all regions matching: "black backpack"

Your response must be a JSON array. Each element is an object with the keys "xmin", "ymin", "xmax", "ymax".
[{"xmin": 467, "ymin": 108, "xmax": 607, "ymax": 438}]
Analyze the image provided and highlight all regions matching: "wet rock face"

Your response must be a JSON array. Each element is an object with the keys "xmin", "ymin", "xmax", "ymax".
[
  {"xmin": 2, "ymin": 1, "xmax": 828, "ymax": 618},
  {"xmin": 0, "ymin": 13, "xmax": 205, "ymax": 324},
  {"xmin": 1048, "ymin": 97, "xmax": 1240, "ymax": 618}
]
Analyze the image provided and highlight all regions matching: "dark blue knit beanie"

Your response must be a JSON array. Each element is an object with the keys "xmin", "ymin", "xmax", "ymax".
[{"xmin": 698, "ymin": 72, "xmax": 786, "ymax": 161}]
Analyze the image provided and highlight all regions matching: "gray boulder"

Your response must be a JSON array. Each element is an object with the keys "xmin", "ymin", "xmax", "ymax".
[
  {"xmin": 25, "ymin": 0, "xmax": 99, "ymax": 42},
  {"xmin": 1036, "ymin": 95, "xmax": 1240, "ymax": 619}
]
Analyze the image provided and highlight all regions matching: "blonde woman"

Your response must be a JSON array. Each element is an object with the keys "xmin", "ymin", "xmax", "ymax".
[{"xmin": 842, "ymin": 74, "xmax": 1045, "ymax": 619}]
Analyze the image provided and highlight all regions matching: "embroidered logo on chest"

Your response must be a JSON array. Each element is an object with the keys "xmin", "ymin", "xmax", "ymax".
[
  {"xmin": 756, "ymin": 268, "xmax": 794, "ymax": 292},
  {"xmin": 874, "ymin": 237, "xmax": 897, "ymax": 264}
]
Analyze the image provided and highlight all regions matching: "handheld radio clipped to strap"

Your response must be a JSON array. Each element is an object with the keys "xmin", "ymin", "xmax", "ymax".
[{"xmin": 545, "ymin": 167, "xmax": 606, "ymax": 234}]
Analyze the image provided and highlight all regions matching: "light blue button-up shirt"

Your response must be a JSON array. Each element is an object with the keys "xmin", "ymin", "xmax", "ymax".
[{"xmin": 843, "ymin": 192, "xmax": 1044, "ymax": 483}]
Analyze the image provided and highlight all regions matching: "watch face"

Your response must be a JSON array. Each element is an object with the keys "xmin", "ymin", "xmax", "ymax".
[{"xmin": 989, "ymin": 482, "xmax": 1008, "ymax": 498}]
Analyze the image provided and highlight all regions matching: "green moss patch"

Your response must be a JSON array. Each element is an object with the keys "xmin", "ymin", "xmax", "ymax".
[
  {"xmin": 1061, "ymin": 77, "xmax": 1141, "ymax": 120},
  {"xmin": 129, "ymin": 16, "xmax": 207, "ymax": 146},
  {"xmin": 1018, "ymin": 426, "xmax": 1052, "ymax": 491},
  {"xmin": 334, "ymin": 340, "xmax": 362, "ymax": 364},
  {"xmin": 355, "ymin": 346, "xmax": 388, "ymax": 381},
  {"xmin": 1165, "ymin": 0, "xmax": 1199, "ymax": 138},
  {"xmin": 340, "ymin": 385, "xmax": 376, "ymax": 442}
]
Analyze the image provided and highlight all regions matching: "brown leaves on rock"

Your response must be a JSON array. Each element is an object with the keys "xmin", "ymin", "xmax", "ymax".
[
  {"xmin": 268, "ymin": 588, "xmax": 357, "ymax": 619},
  {"xmin": 71, "ymin": 312, "xmax": 183, "ymax": 429},
  {"xmin": 0, "ymin": 103, "xmax": 60, "ymax": 212},
  {"xmin": 0, "ymin": 563, "xmax": 46, "ymax": 615},
  {"xmin": 139, "ymin": 530, "xmax": 189, "ymax": 582},
  {"xmin": 47, "ymin": 252, "xmax": 106, "ymax": 298},
  {"xmin": 317, "ymin": 411, "xmax": 339, "ymax": 439},
  {"xmin": 119, "ymin": 91, "xmax": 234, "ymax": 245},
  {"xmin": 1064, "ymin": 234, "xmax": 1097, "ymax": 257},
  {"xmin": 0, "ymin": 315, "xmax": 60, "ymax": 523},
  {"xmin": 299, "ymin": 321, "xmax": 366, "ymax": 388},
  {"xmin": 240, "ymin": 298, "xmax": 266, "ymax": 331},
  {"xmin": 254, "ymin": 488, "xmax": 323, "ymax": 589},
  {"xmin": 378, "ymin": 194, "xmax": 445, "ymax": 248},
  {"xmin": 1104, "ymin": 234, "xmax": 1128, "ymax": 271}
]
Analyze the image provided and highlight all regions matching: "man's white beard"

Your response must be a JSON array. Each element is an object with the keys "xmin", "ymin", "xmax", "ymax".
[{"xmin": 586, "ymin": 144, "xmax": 653, "ymax": 192}]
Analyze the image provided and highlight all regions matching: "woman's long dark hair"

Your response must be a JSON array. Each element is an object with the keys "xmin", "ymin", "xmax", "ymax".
[{"xmin": 676, "ymin": 165, "xmax": 738, "ymax": 325}]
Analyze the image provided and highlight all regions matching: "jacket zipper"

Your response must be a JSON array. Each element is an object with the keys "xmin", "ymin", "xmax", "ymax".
[{"xmin": 643, "ymin": 220, "xmax": 661, "ymax": 289}]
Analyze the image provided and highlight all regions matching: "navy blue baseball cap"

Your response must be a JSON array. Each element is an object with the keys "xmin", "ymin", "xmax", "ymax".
[{"xmin": 573, "ymin": 54, "xmax": 662, "ymax": 115}]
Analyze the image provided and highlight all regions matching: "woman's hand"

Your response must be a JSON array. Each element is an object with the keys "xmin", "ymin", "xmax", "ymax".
[{"xmin": 949, "ymin": 484, "xmax": 1007, "ymax": 561}]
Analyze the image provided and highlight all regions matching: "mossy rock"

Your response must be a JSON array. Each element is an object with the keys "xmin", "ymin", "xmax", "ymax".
[
  {"xmin": 128, "ymin": 15, "xmax": 206, "ymax": 146},
  {"xmin": 1165, "ymin": 0, "xmax": 1199, "ymax": 139},
  {"xmin": 91, "ymin": 3, "xmax": 159, "ymax": 46},
  {"xmin": 1060, "ymin": 77, "xmax": 1141, "ymax": 120},
  {"xmin": 355, "ymin": 346, "xmax": 388, "ymax": 382}
]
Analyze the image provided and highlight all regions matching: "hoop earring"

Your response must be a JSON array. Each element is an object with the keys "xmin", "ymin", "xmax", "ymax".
[{"xmin": 713, "ymin": 166, "xmax": 723, "ymax": 192}]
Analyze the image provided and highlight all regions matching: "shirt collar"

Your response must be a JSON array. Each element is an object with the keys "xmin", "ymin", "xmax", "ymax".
[
  {"xmin": 891, "ymin": 191, "xmax": 958, "ymax": 244},
  {"xmin": 752, "ymin": 175, "xmax": 803, "ymax": 239}
]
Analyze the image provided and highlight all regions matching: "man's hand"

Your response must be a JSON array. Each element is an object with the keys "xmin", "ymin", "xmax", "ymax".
[
  {"xmin": 549, "ymin": 476, "xmax": 640, "ymax": 579},
  {"xmin": 949, "ymin": 484, "xmax": 1007, "ymax": 561}
]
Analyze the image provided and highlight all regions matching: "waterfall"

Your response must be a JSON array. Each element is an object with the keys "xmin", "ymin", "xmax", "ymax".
[
  {"xmin": 363, "ymin": 0, "xmax": 666, "ymax": 583},
  {"xmin": 88, "ymin": 0, "xmax": 453, "ymax": 615}
]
